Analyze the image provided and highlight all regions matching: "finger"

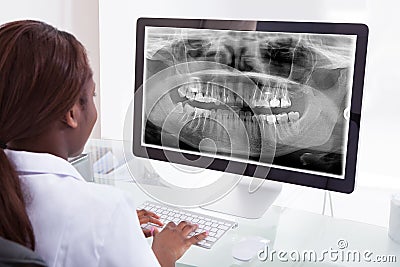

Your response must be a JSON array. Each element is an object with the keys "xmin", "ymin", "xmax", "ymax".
[
  {"xmin": 152, "ymin": 226, "xmax": 161, "ymax": 237},
  {"xmin": 182, "ymin": 224, "xmax": 197, "ymax": 236},
  {"xmin": 143, "ymin": 229, "xmax": 152, "ymax": 238},
  {"xmin": 149, "ymin": 217, "xmax": 163, "ymax": 226},
  {"xmin": 144, "ymin": 210, "xmax": 160, "ymax": 219},
  {"xmin": 165, "ymin": 221, "xmax": 176, "ymax": 229},
  {"xmin": 139, "ymin": 216, "xmax": 164, "ymax": 226},
  {"xmin": 187, "ymin": 232, "xmax": 208, "ymax": 245},
  {"xmin": 136, "ymin": 209, "xmax": 147, "ymax": 216},
  {"xmin": 177, "ymin": 221, "xmax": 189, "ymax": 230},
  {"xmin": 137, "ymin": 209, "xmax": 160, "ymax": 220},
  {"xmin": 143, "ymin": 226, "xmax": 160, "ymax": 238},
  {"xmin": 152, "ymin": 226, "xmax": 160, "ymax": 235}
]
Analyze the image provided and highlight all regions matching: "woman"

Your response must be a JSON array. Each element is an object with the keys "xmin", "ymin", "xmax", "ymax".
[{"xmin": 0, "ymin": 20, "xmax": 207, "ymax": 267}]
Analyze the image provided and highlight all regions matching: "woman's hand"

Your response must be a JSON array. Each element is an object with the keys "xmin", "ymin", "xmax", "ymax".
[
  {"xmin": 136, "ymin": 209, "xmax": 163, "ymax": 237},
  {"xmin": 151, "ymin": 221, "xmax": 208, "ymax": 267}
]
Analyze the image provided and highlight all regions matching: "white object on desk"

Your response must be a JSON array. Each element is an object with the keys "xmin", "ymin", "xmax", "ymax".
[
  {"xmin": 231, "ymin": 236, "xmax": 270, "ymax": 262},
  {"xmin": 93, "ymin": 151, "xmax": 119, "ymax": 174},
  {"xmin": 389, "ymin": 193, "xmax": 400, "ymax": 244}
]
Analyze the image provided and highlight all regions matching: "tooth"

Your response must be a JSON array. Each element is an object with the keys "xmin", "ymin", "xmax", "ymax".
[
  {"xmin": 269, "ymin": 86, "xmax": 281, "ymax": 108},
  {"xmin": 188, "ymin": 109, "xmax": 198, "ymax": 128},
  {"xmin": 261, "ymin": 92, "xmax": 271, "ymax": 107},
  {"xmin": 203, "ymin": 84, "xmax": 212, "ymax": 103},
  {"xmin": 187, "ymin": 91, "xmax": 195, "ymax": 101},
  {"xmin": 195, "ymin": 92, "xmax": 204, "ymax": 102},
  {"xmin": 211, "ymin": 83, "xmax": 218, "ymax": 102},
  {"xmin": 188, "ymin": 85, "xmax": 200, "ymax": 94},
  {"xmin": 175, "ymin": 102, "xmax": 184, "ymax": 113},
  {"xmin": 215, "ymin": 90, "xmax": 224, "ymax": 106},
  {"xmin": 266, "ymin": 114, "xmax": 276, "ymax": 124},
  {"xmin": 183, "ymin": 103, "xmax": 195, "ymax": 115},
  {"xmin": 256, "ymin": 115, "xmax": 266, "ymax": 133},
  {"xmin": 228, "ymin": 110, "xmax": 235, "ymax": 120},
  {"xmin": 239, "ymin": 111, "xmax": 245, "ymax": 121},
  {"xmin": 256, "ymin": 99, "xmax": 265, "ymax": 107},
  {"xmin": 279, "ymin": 83, "xmax": 291, "ymax": 108},
  {"xmin": 262, "ymin": 100, "xmax": 271, "ymax": 108},
  {"xmin": 178, "ymin": 86, "xmax": 187, "ymax": 97},
  {"xmin": 192, "ymin": 107, "xmax": 199, "ymax": 117},
  {"xmin": 202, "ymin": 110, "xmax": 211, "ymax": 131},
  {"xmin": 280, "ymin": 91, "xmax": 291, "ymax": 108},
  {"xmin": 245, "ymin": 111, "xmax": 252, "ymax": 123},
  {"xmin": 249, "ymin": 90, "xmax": 258, "ymax": 108},
  {"xmin": 260, "ymin": 82, "xmax": 272, "ymax": 108},
  {"xmin": 220, "ymin": 110, "xmax": 229, "ymax": 131},
  {"xmin": 216, "ymin": 109, "xmax": 223, "ymax": 121},
  {"xmin": 222, "ymin": 88, "xmax": 228, "ymax": 104},
  {"xmin": 233, "ymin": 112, "xmax": 240, "ymax": 127},
  {"xmin": 203, "ymin": 94, "xmax": 211, "ymax": 103},
  {"xmin": 226, "ymin": 90, "xmax": 234, "ymax": 105},
  {"xmin": 188, "ymin": 77, "xmax": 201, "ymax": 94},
  {"xmin": 243, "ymin": 88, "xmax": 251, "ymax": 107},
  {"xmin": 201, "ymin": 116, "xmax": 207, "ymax": 131},
  {"xmin": 197, "ymin": 107, "xmax": 207, "ymax": 117},
  {"xmin": 235, "ymin": 94, "xmax": 243, "ymax": 106},
  {"xmin": 207, "ymin": 109, "xmax": 216, "ymax": 133},
  {"xmin": 276, "ymin": 113, "xmax": 288, "ymax": 124},
  {"xmin": 280, "ymin": 97, "xmax": 291, "ymax": 108},
  {"xmin": 288, "ymin": 112, "xmax": 295, "ymax": 122},
  {"xmin": 269, "ymin": 97, "xmax": 280, "ymax": 108},
  {"xmin": 259, "ymin": 114, "xmax": 267, "ymax": 122},
  {"xmin": 288, "ymin": 111, "xmax": 300, "ymax": 122}
]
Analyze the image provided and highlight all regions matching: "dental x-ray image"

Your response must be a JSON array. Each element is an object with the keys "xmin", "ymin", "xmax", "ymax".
[{"xmin": 142, "ymin": 26, "xmax": 357, "ymax": 178}]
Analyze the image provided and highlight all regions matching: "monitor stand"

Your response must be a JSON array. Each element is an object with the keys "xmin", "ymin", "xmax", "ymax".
[{"xmin": 201, "ymin": 175, "xmax": 282, "ymax": 219}]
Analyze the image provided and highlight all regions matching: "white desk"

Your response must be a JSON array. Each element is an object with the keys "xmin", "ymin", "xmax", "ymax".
[
  {"xmin": 110, "ymin": 181, "xmax": 399, "ymax": 267},
  {"xmin": 85, "ymin": 140, "xmax": 400, "ymax": 266}
]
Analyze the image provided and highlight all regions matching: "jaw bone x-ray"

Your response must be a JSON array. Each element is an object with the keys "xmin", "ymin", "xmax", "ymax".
[{"xmin": 142, "ymin": 26, "xmax": 357, "ymax": 177}]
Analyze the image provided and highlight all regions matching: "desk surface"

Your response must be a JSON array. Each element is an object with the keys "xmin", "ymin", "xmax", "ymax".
[
  {"xmin": 85, "ymin": 139, "xmax": 400, "ymax": 266},
  {"xmin": 114, "ymin": 181, "xmax": 400, "ymax": 267}
]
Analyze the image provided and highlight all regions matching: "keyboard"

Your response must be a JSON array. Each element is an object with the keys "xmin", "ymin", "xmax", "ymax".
[{"xmin": 138, "ymin": 201, "xmax": 238, "ymax": 249}]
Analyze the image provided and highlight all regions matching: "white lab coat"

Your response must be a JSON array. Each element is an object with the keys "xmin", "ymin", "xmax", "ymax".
[{"xmin": 5, "ymin": 149, "xmax": 161, "ymax": 267}]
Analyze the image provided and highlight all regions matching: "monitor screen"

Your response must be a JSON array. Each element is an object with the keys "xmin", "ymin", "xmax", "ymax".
[{"xmin": 133, "ymin": 18, "xmax": 368, "ymax": 193}]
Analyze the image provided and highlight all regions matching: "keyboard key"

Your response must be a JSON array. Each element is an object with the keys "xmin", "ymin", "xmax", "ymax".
[
  {"xmin": 215, "ymin": 230, "xmax": 224, "ymax": 238},
  {"xmin": 218, "ymin": 225, "xmax": 229, "ymax": 231},
  {"xmin": 206, "ymin": 236, "xmax": 217, "ymax": 242}
]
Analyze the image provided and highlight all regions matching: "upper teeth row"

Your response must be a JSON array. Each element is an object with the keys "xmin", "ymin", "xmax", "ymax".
[{"xmin": 177, "ymin": 80, "xmax": 292, "ymax": 109}]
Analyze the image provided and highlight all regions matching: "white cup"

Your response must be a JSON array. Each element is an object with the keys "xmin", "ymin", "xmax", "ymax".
[{"xmin": 388, "ymin": 193, "xmax": 400, "ymax": 244}]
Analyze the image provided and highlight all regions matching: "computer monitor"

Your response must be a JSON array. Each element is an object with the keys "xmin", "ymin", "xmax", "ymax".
[{"xmin": 133, "ymin": 18, "xmax": 368, "ymax": 218}]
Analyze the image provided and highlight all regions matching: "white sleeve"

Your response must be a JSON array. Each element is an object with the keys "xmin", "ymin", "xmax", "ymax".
[{"xmin": 98, "ymin": 195, "xmax": 161, "ymax": 267}]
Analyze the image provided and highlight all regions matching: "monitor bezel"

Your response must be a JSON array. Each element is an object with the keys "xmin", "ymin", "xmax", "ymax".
[{"xmin": 133, "ymin": 17, "xmax": 368, "ymax": 194}]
